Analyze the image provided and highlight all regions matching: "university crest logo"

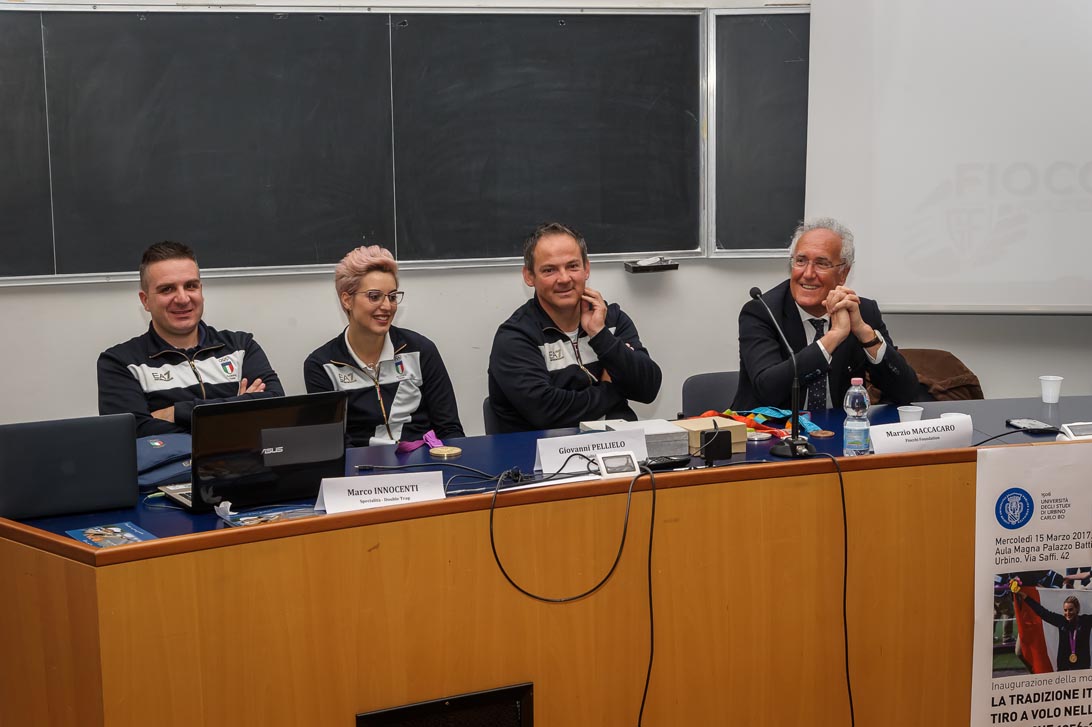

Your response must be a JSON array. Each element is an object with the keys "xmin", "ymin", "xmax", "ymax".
[{"xmin": 995, "ymin": 487, "xmax": 1034, "ymax": 530}]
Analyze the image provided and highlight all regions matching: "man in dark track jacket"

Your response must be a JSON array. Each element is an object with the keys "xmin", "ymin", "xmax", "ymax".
[
  {"xmin": 732, "ymin": 218, "xmax": 919, "ymax": 412},
  {"xmin": 487, "ymin": 223, "xmax": 662, "ymax": 433},
  {"xmin": 97, "ymin": 242, "xmax": 283, "ymax": 437}
]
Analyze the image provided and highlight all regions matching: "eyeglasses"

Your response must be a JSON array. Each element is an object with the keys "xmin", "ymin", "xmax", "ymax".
[
  {"xmin": 791, "ymin": 255, "xmax": 846, "ymax": 273},
  {"xmin": 356, "ymin": 289, "xmax": 404, "ymax": 305}
]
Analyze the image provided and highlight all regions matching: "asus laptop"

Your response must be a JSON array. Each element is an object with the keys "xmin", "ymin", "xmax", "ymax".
[
  {"xmin": 0, "ymin": 413, "xmax": 138, "ymax": 520},
  {"xmin": 161, "ymin": 391, "xmax": 347, "ymax": 513}
]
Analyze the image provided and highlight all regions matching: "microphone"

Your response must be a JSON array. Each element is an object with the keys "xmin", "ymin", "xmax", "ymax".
[{"xmin": 749, "ymin": 287, "xmax": 816, "ymax": 458}]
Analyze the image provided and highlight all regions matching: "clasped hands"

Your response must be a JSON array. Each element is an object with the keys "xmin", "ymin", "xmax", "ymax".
[{"xmin": 821, "ymin": 286, "xmax": 879, "ymax": 352}]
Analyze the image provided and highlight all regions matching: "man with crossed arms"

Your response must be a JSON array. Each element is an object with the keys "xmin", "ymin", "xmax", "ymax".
[{"xmin": 98, "ymin": 241, "xmax": 284, "ymax": 437}]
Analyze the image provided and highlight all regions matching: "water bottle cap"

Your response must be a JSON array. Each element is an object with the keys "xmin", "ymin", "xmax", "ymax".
[{"xmin": 850, "ymin": 377, "xmax": 864, "ymax": 386}]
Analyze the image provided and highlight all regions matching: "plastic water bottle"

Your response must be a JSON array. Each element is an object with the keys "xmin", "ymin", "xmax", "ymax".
[{"xmin": 843, "ymin": 377, "xmax": 871, "ymax": 456}]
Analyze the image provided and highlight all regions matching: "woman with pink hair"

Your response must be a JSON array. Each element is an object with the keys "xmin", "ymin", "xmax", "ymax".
[{"xmin": 304, "ymin": 245, "xmax": 463, "ymax": 446}]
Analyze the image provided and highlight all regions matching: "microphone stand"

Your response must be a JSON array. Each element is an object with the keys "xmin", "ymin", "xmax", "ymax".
[{"xmin": 749, "ymin": 287, "xmax": 816, "ymax": 459}]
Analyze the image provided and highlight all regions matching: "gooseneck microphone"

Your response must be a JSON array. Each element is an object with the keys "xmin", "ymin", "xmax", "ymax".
[{"xmin": 748, "ymin": 287, "xmax": 816, "ymax": 458}]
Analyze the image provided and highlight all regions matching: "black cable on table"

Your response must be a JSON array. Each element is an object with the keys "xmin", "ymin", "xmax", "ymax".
[
  {"xmin": 974, "ymin": 428, "xmax": 1059, "ymax": 447},
  {"xmin": 487, "ymin": 458, "xmax": 636, "ymax": 603},
  {"xmin": 804, "ymin": 451, "xmax": 855, "ymax": 727},
  {"xmin": 486, "ymin": 459, "xmax": 658, "ymax": 727},
  {"xmin": 636, "ymin": 467, "xmax": 657, "ymax": 727}
]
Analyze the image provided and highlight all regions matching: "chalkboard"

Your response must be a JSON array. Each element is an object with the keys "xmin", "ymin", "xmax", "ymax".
[
  {"xmin": 715, "ymin": 12, "xmax": 809, "ymax": 252},
  {"xmin": 390, "ymin": 14, "xmax": 700, "ymax": 260},
  {"xmin": 0, "ymin": 10, "xmax": 712, "ymax": 277},
  {"xmin": 43, "ymin": 12, "xmax": 394, "ymax": 274},
  {"xmin": 0, "ymin": 12, "xmax": 52, "ymax": 277}
]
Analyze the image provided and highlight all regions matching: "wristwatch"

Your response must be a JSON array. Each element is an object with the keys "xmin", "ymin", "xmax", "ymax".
[{"xmin": 859, "ymin": 332, "xmax": 883, "ymax": 348}]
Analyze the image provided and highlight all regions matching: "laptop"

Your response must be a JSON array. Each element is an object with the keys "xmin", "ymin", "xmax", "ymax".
[
  {"xmin": 0, "ymin": 413, "xmax": 138, "ymax": 520},
  {"xmin": 162, "ymin": 391, "xmax": 347, "ymax": 512}
]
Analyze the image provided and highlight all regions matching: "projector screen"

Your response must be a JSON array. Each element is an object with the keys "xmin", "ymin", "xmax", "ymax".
[{"xmin": 806, "ymin": 0, "xmax": 1092, "ymax": 313}]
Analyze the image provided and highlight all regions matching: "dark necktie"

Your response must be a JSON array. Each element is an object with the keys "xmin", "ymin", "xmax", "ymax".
[{"xmin": 805, "ymin": 318, "xmax": 828, "ymax": 412}]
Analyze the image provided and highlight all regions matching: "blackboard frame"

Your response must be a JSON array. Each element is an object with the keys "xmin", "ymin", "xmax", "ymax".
[
  {"xmin": 0, "ymin": 5, "xmax": 810, "ymax": 286},
  {"xmin": 706, "ymin": 7, "xmax": 810, "ymax": 259}
]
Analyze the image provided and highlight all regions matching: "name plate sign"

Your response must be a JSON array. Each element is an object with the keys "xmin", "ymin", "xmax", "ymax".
[
  {"xmin": 315, "ymin": 471, "xmax": 445, "ymax": 514},
  {"xmin": 871, "ymin": 414, "xmax": 974, "ymax": 454},
  {"xmin": 535, "ymin": 430, "xmax": 648, "ymax": 474}
]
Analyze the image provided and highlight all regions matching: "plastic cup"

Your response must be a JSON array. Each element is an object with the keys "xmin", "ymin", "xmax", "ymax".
[
  {"xmin": 897, "ymin": 405, "xmax": 924, "ymax": 422},
  {"xmin": 1040, "ymin": 375, "xmax": 1064, "ymax": 404}
]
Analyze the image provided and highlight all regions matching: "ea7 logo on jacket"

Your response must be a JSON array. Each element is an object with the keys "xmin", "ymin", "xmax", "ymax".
[
  {"xmin": 261, "ymin": 446, "xmax": 284, "ymax": 455},
  {"xmin": 541, "ymin": 339, "xmax": 601, "ymax": 372},
  {"xmin": 338, "ymin": 371, "xmax": 356, "ymax": 384},
  {"xmin": 152, "ymin": 371, "xmax": 173, "ymax": 382}
]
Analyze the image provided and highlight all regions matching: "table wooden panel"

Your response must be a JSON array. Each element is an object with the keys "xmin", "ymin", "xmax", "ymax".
[
  {"xmin": 0, "ymin": 451, "xmax": 978, "ymax": 726},
  {"xmin": 0, "ymin": 539, "xmax": 104, "ymax": 726}
]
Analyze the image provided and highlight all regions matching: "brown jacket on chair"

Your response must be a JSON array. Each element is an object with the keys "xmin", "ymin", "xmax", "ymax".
[{"xmin": 867, "ymin": 348, "xmax": 983, "ymax": 402}]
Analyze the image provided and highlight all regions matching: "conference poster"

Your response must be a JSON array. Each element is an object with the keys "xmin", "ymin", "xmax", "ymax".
[{"xmin": 972, "ymin": 443, "xmax": 1092, "ymax": 727}]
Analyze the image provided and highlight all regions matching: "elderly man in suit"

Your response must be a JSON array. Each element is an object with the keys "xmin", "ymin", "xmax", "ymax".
[{"xmin": 732, "ymin": 217, "xmax": 919, "ymax": 412}]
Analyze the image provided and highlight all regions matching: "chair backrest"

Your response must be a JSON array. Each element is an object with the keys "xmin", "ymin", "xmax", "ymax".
[
  {"xmin": 483, "ymin": 396, "xmax": 502, "ymax": 435},
  {"xmin": 680, "ymin": 371, "xmax": 740, "ymax": 418}
]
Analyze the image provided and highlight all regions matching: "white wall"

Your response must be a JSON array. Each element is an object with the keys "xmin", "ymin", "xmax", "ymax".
[
  {"xmin": 807, "ymin": 0, "xmax": 1092, "ymax": 313},
  {"xmin": 2, "ymin": 260, "xmax": 1089, "ymax": 432},
  {"xmin": 2, "ymin": 1, "xmax": 1088, "ymax": 426}
]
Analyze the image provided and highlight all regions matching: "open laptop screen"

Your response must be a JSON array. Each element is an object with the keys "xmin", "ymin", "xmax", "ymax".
[
  {"xmin": 0, "ymin": 413, "xmax": 137, "ymax": 520},
  {"xmin": 190, "ymin": 391, "xmax": 347, "ymax": 512}
]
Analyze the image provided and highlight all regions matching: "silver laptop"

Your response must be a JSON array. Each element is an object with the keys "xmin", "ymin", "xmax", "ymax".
[
  {"xmin": 0, "ymin": 413, "xmax": 137, "ymax": 520},
  {"xmin": 162, "ymin": 392, "xmax": 347, "ymax": 512}
]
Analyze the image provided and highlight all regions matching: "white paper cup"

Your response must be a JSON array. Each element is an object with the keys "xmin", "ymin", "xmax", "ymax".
[
  {"xmin": 898, "ymin": 405, "xmax": 924, "ymax": 422},
  {"xmin": 1040, "ymin": 375, "xmax": 1064, "ymax": 404}
]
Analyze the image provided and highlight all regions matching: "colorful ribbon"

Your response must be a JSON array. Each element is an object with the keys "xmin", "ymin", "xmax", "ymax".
[{"xmin": 395, "ymin": 429, "xmax": 443, "ymax": 453}]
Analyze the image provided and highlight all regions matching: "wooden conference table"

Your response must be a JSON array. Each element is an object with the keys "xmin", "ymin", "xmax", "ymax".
[{"xmin": 1, "ymin": 396, "xmax": 1089, "ymax": 726}]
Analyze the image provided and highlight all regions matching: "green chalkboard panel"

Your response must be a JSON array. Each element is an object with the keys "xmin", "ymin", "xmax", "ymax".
[
  {"xmin": 43, "ymin": 12, "xmax": 394, "ymax": 274},
  {"xmin": 0, "ymin": 12, "xmax": 53, "ymax": 277},
  {"xmin": 716, "ymin": 12, "xmax": 809, "ymax": 251},
  {"xmin": 390, "ymin": 13, "xmax": 701, "ymax": 260},
  {"xmin": 1, "ymin": 10, "xmax": 791, "ymax": 277}
]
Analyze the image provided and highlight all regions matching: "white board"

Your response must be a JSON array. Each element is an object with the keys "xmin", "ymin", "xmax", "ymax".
[{"xmin": 807, "ymin": 0, "xmax": 1092, "ymax": 313}]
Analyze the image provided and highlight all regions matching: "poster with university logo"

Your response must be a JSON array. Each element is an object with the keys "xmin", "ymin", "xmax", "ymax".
[{"xmin": 972, "ymin": 442, "xmax": 1092, "ymax": 727}]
